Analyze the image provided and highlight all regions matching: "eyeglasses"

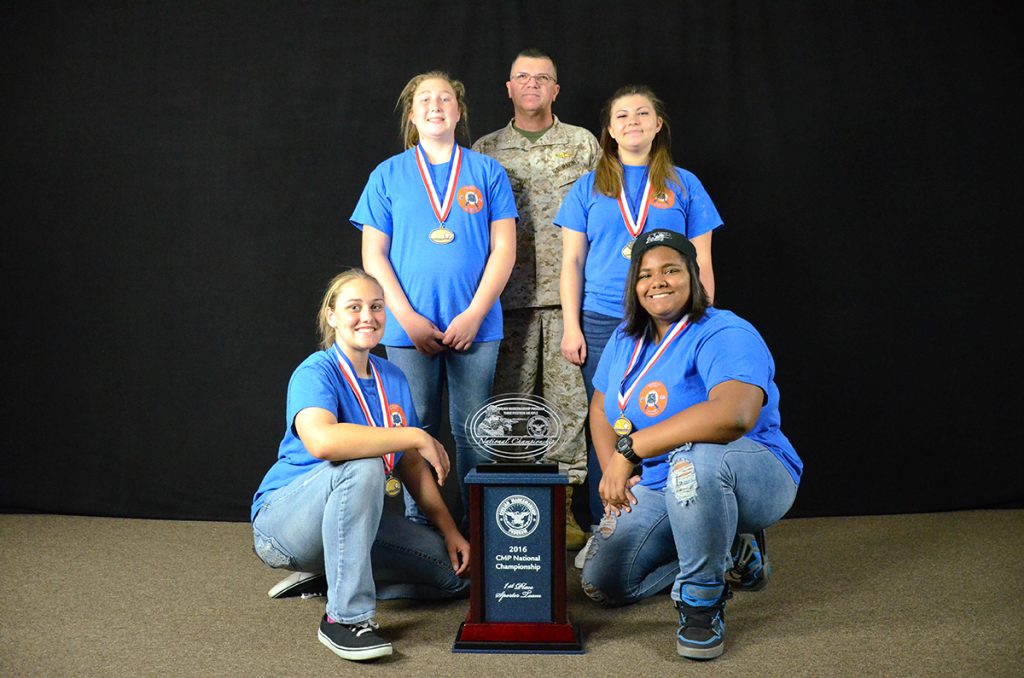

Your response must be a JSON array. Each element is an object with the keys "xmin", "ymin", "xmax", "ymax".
[{"xmin": 511, "ymin": 72, "xmax": 556, "ymax": 85}]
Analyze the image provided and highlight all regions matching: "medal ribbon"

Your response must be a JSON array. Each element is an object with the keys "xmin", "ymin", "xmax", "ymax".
[
  {"xmin": 415, "ymin": 143, "xmax": 463, "ymax": 227},
  {"xmin": 616, "ymin": 315, "xmax": 690, "ymax": 413},
  {"xmin": 333, "ymin": 346, "xmax": 396, "ymax": 476},
  {"xmin": 616, "ymin": 169, "xmax": 653, "ymax": 239}
]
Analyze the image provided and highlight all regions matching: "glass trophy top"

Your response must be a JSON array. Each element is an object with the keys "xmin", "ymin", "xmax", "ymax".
[{"xmin": 466, "ymin": 394, "xmax": 568, "ymax": 465}]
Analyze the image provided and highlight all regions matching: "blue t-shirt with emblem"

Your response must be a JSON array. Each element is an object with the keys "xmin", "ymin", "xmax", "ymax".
[
  {"xmin": 251, "ymin": 350, "xmax": 417, "ymax": 522},
  {"xmin": 593, "ymin": 308, "xmax": 801, "ymax": 491},
  {"xmin": 555, "ymin": 165, "xmax": 722, "ymax": 317},
  {"xmin": 350, "ymin": 146, "xmax": 518, "ymax": 346}
]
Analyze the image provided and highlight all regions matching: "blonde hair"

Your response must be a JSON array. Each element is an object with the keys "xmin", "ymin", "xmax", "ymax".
[
  {"xmin": 594, "ymin": 85, "xmax": 681, "ymax": 199},
  {"xmin": 395, "ymin": 71, "xmax": 471, "ymax": 149},
  {"xmin": 316, "ymin": 269, "xmax": 384, "ymax": 350}
]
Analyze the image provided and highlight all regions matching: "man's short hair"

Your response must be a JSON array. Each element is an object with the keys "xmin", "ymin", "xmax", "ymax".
[{"xmin": 512, "ymin": 48, "xmax": 558, "ymax": 80}]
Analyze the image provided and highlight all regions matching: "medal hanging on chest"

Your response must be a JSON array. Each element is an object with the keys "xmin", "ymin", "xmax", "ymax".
[
  {"xmin": 618, "ymin": 166, "xmax": 652, "ymax": 259},
  {"xmin": 615, "ymin": 315, "xmax": 691, "ymax": 438},
  {"xmin": 384, "ymin": 476, "xmax": 402, "ymax": 497},
  {"xmin": 334, "ymin": 346, "xmax": 402, "ymax": 497},
  {"xmin": 415, "ymin": 144, "xmax": 462, "ymax": 245},
  {"xmin": 613, "ymin": 415, "xmax": 633, "ymax": 436}
]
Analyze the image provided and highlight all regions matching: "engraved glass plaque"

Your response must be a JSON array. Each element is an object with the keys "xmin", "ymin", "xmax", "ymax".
[{"xmin": 466, "ymin": 394, "xmax": 567, "ymax": 464}]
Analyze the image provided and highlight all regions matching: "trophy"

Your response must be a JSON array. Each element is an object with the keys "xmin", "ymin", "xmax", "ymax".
[{"xmin": 452, "ymin": 394, "xmax": 584, "ymax": 654}]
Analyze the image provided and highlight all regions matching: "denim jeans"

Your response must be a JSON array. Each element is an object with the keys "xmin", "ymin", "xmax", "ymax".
[
  {"xmin": 579, "ymin": 438, "xmax": 797, "ymax": 606},
  {"xmin": 386, "ymin": 341, "xmax": 499, "ymax": 526},
  {"xmin": 252, "ymin": 459, "xmax": 469, "ymax": 624},
  {"xmin": 579, "ymin": 310, "xmax": 622, "ymax": 527}
]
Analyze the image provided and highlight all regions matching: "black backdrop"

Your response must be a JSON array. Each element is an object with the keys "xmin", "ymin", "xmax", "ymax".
[{"xmin": 3, "ymin": 2, "xmax": 1021, "ymax": 521}]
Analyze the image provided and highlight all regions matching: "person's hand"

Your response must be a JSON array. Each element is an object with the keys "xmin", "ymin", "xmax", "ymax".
[
  {"xmin": 442, "ymin": 309, "xmax": 484, "ymax": 352},
  {"xmin": 560, "ymin": 326, "xmax": 587, "ymax": 366},
  {"xmin": 599, "ymin": 454, "xmax": 640, "ymax": 516},
  {"xmin": 412, "ymin": 429, "xmax": 451, "ymax": 486},
  {"xmin": 403, "ymin": 313, "xmax": 446, "ymax": 355},
  {"xmin": 444, "ymin": 529, "xmax": 471, "ymax": 576}
]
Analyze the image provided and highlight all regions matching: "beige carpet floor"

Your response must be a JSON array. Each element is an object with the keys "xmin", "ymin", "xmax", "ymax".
[{"xmin": 1, "ymin": 510, "xmax": 1022, "ymax": 677}]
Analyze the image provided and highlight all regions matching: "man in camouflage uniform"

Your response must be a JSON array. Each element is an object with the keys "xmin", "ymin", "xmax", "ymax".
[{"xmin": 473, "ymin": 49, "xmax": 599, "ymax": 550}]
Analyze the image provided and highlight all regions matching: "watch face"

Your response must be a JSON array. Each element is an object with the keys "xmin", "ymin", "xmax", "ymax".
[{"xmin": 616, "ymin": 436, "xmax": 630, "ymax": 452}]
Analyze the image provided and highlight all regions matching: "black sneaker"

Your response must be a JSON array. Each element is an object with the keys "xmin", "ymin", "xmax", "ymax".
[
  {"xmin": 726, "ymin": 532, "xmax": 771, "ymax": 591},
  {"xmin": 317, "ymin": 615, "xmax": 393, "ymax": 661},
  {"xmin": 675, "ymin": 590, "xmax": 730, "ymax": 660}
]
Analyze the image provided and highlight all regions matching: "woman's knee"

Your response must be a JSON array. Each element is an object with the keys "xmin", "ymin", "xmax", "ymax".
[
  {"xmin": 578, "ymin": 515, "xmax": 638, "ymax": 605},
  {"xmin": 327, "ymin": 457, "xmax": 386, "ymax": 493},
  {"xmin": 580, "ymin": 564, "xmax": 640, "ymax": 606},
  {"xmin": 252, "ymin": 528, "xmax": 297, "ymax": 569},
  {"xmin": 580, "ymin": 561, "xmax": 626, "ymax": 605}
]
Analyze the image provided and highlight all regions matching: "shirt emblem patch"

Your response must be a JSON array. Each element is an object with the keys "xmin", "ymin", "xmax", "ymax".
[
  {"xmin": 639, "ymin": 381, "xmax": 669, "ymax": 417},
  {"xmin": 651, "ymin": 190, "xmax": 676, "ymax": 209},
  {"xmin": 457, "ymin": 186, "xmax": 485, "ymax": 213},
  {"xmin": 389, "ymin": 403, "xmax": 407, "ymax": 427}
]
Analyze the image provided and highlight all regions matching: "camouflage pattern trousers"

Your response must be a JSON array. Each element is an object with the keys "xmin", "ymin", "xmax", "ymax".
[{"xmin": 494, "ymin": 307, "xmax": 588, "ymax": 484}]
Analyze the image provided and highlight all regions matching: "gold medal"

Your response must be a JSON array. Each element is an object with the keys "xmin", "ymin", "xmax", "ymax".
[
  {"xmin": 613, "ymin": 415, "xmax": 633, "ymax": 436},
  {"xmin": 621, "ymin": 239, "xmax": 634, "ymax": 260},
  {"xmin": 385, "ymin": 475, "xmax": 402, "ymax": 497},
  {"xmin": 429, "ymin": 226, "xmax": 455, "ymax": 244}
]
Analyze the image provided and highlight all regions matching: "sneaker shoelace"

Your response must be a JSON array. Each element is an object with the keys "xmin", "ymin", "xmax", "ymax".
[
  {"xmin": 729, "ymin": 535, "xmax": 760, "ymax": 578},
  {"xmin": 352, "ymin": 620, "xmax": 379, "ymax": 637},
  {"xmin": 680, "ymin": 598, "xmax": 729, "ymax": 629}
]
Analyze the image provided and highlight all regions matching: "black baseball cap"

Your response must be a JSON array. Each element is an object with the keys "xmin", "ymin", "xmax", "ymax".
[{"xmin": 630, "ymin": 229, "xmax": 698, "ymax": 268}]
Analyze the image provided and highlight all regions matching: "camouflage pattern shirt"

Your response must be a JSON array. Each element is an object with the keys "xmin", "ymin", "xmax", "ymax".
[{"xmin": 473, "ymin": 117, "xmax": 599, "ymax": 309}]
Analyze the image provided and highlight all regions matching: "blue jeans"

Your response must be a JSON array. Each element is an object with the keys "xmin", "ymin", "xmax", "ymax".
[
  {"xmin": 579, "ymin": 438, "xmax": 797, "ymax": 606},
  {"xmin": 252, "ymin": 459, "xmax": 469, "ymax": 624},
  {"xmin": 386, "ymin": 341, "xmax": 499, "ymax": 526},
  {"xmin": 579, "ymin": 310, "xmax": 622, "ymax": 527}
]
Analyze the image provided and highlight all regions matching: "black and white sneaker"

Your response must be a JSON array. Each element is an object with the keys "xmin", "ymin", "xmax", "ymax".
[
  {"xmin": 267, "ymin": 571, "xmax": 327, "ymax": 599},
  {"xmin": 317, "ymin": 615, "xmax": 393, "ymax": 661}
]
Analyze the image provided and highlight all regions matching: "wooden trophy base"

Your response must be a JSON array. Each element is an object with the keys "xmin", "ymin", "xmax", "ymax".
[
  {"xmin": 452, "ymin": 467, "xmax": 584, "ymax": 654},
  {"xmin": 453, "ymin": 619, "xmax": 583, "ymax": 654}
]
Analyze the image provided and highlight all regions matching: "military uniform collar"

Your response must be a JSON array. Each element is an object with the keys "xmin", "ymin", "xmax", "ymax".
[{"xmin": 495, "ymin": 115, "xmax": 571, "ymax": 149}]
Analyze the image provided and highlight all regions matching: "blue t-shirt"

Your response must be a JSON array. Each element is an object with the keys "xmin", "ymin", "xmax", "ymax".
[
  {"xmin": 250, "ymin": 350, "xmax": 418, "ymax": 522},
  {"xmin": 592, "ymin": 308, "xmax": 802, "ymax": 491},
  {"xmin": 555, "ymin": 165, "xmax": 722, "ymax": 317},
  {"xmin": 350, "ymin": 146, "xmax": 519, "ymax": 346}
]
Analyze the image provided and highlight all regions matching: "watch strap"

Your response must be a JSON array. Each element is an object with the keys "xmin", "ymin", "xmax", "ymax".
[{"xmin": 616, "ymin": 435, "xmax": 642, "ymax": 465}]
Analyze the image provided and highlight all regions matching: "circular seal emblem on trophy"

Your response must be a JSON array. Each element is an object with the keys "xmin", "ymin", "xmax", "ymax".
[
  {"xmin": 496, "ymin": 494, "xmax": 540, "ymax": 538},
  {"xmin": 467, "ymin": 394, "xmax": 566, "ymax": 463}
]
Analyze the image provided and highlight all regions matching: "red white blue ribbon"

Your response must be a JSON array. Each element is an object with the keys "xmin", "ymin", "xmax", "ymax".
[
  {"xmin": 616, "ymin": 174, "xmax": 653, "ymax": 239},
  {"xmin": 616, "ymin": 315, "xmax": 690, "ymax": 413},
  {"xmin": 334, "ymin": 346, "xmax": 395, "ymax": 476},
  {"xmin": 415, "ymin": 143, "xmax": 462, "ymax": 227}
]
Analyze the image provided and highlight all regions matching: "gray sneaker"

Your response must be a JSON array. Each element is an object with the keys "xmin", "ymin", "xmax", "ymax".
[{"xmin": 317, "ymin": 615, "xmax": 392, "ymax": 661}]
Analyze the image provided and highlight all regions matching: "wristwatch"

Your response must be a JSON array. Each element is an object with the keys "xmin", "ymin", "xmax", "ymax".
[{"xmin": 615, "ymin": 434, "xmax": 642, "ymax": 465}]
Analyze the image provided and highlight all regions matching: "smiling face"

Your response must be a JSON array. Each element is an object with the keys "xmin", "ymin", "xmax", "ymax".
[
  {"xmin": 607, "ymin": 93, "xmax": 663, "ymax": 160},
  {"xmin": 409, "ymin": 77, "xmax": 461, "ymax": 143},
  {"xmin": 636, "ymin": 245, "xmax": 691, "ymax": 339},
  {"xmin": 506, "ymin": 56, "xmax": 559, "ymax": 117},
  {"xmin": 326, "ymin": 277, "xmax": 386, "ymax": 359}
]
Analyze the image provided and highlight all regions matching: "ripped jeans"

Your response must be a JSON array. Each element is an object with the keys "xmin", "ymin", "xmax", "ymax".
[{"xmin": 579, "ymin": 438, "xmax": 798, "ymax": 606}]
